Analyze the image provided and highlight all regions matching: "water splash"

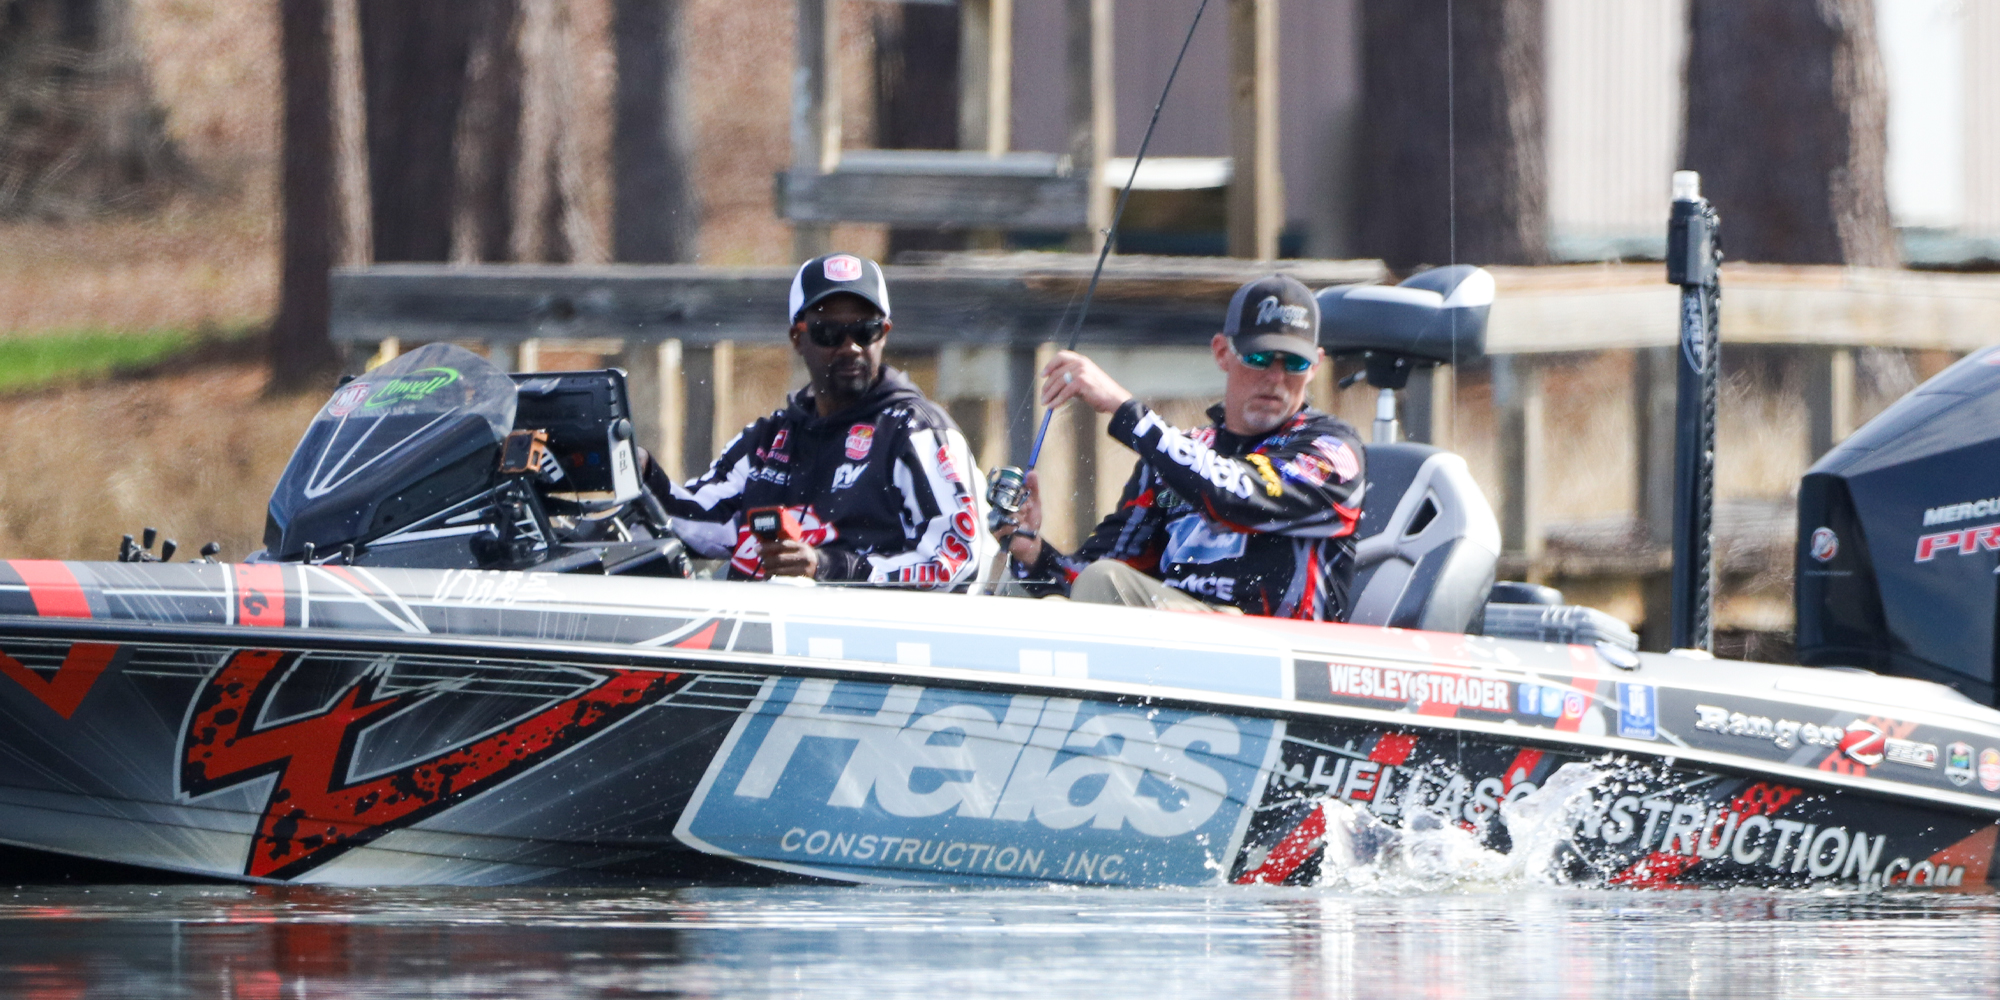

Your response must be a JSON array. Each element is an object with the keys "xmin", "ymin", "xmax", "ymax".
[{"xmin": 1304, "ymin": 760, "xmax": 1619, "ymax": 893}]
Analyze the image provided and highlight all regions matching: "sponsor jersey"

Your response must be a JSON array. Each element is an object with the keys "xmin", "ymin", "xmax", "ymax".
[
  {"xmin": 1013, "ymin": 401, "xmax": 1365, "ymax": 620},
  {"xmin": 648, "ymin": 367, "xmax": 996, "ymax": 588}
]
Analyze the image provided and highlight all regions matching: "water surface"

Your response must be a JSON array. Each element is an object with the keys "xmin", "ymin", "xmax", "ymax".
[{"xmin": 0, "ymin": 883, "xmax": 1992, "ymax": 999}]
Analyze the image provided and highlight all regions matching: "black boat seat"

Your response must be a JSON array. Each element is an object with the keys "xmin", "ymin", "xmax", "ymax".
[{"xmin": 1347, "ymin": 443, "xmax": 1500, "ymax": 633}]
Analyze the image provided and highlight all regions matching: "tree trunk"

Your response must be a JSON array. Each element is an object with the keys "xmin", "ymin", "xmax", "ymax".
[
  {"xmin": 511, "ymin": 0, "xmax": 604, "ymax": 264},
  {"xmin": 449, "ymin": 1, "xmax": 522, "ymax": 264},
  {"xmin": 272, "ymin": 0, "xmax": 339, "ymax": 390},
  {"xmin": 0, "ymin": 0, "xmax": 186, "ymax": 217},
  {"xmin": 1683, "ymin": 0, "xmax": 1895, "ymax": 266},
  {"xmin": 358, "ymin": 1, "xmax": 492, "ymax": 261},
  {"xmin": 1353, "ymin": 0, "xmax": 1549, "ymax": 270},
  {"xmin": 612, "ymin": 0, "xmax": 699, "ymax": 263}
]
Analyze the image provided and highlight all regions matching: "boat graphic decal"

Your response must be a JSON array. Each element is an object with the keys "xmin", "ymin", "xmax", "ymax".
[
  {"xmin": 232, "ymin": 563, "xmax": 287, "ymax": 627},
  {"xmin": 0, "ymin": 641, "xmax": 121, "ymax": 719},
  {"xmin": 0, "ymin": 560, "xmax": 94, "ymax": 618},
  {"xmin": 675, "ymin": 677, "xmax": 1279, "ymax": 886},
  {"xmin": 179, "ymin": 648, "xmax": 685, "ymax": 880}
]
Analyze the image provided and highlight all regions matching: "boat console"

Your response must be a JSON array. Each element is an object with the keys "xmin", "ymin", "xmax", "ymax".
[{"xmin": 257, "ymin": 344, "xmax": 686, "ymax": 575}]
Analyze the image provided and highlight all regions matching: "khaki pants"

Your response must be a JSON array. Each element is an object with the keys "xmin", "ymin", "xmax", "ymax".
[{"xmin": 992, "ymin": 560, "xmax": 1233, "ymax": 613}]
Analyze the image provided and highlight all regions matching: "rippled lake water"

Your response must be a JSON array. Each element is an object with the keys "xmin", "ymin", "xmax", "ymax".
[{"xmin": 0, "ymin": 883, "xmax": 1994, "ymax": 999}]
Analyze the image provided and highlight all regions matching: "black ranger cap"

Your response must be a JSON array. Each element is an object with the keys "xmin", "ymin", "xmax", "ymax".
[
  {"xmin": 788, "ymin": 252, "xmax": 891, "ymax": 323},
  {"xmin": 1222, "ymin": 274, "xmax": 1320, "ymax": 357}
]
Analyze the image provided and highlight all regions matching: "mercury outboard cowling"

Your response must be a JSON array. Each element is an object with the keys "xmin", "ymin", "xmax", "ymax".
[{"xmin": 1797, "ymin": 345, "xmax": 2000, "ymax": 705}]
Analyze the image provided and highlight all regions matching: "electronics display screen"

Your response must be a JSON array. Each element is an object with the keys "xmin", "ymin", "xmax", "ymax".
[{"xmin": 512, "ymin": 371, "xmax": 631, "ymax": 496}]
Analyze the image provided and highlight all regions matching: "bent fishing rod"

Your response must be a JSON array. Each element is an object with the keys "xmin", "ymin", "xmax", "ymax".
[{"xmin": 987, "ymin": 0, "xmax": 1213, "ymax": 523}]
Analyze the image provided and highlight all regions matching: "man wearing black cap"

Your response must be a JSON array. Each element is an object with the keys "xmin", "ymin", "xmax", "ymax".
[
  {"xmin": 645, "ymin": 252, "xmax": 994, "ymax": 587},
  {"xmin": 991, "ymin": 274, "xmax": 1366, "ymax": 620}
]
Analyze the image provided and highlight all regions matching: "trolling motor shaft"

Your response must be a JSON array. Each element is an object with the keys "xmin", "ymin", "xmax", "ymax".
[{"xmin": 1667, "ymin": 170, "xmax": 1723, "ymax": 653}]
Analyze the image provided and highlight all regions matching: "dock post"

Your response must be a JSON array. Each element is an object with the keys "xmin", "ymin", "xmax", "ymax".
[
  {"xmin": 1805, "ymin": 345, "xmax": 1856, "ymax": 462},
  {"xmin": 1228, "ymin": 0, "xmax": 1282, "ymax": 260},
  {"xmin": 1067, "ymin": 0, "xmax": 1113, "ymax": 253},
  {"xmin": 792, "ymin": 0, "xmax": 839, "ymax": 260},
  {"xmin": 1494, "ymin": 354, "xmax": 1545, "ymax": 565}
]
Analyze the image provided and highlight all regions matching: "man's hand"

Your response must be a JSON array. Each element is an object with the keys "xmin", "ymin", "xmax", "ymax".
[
  {"xmin": 760, "ymin": 538, "xmax": 820, "ymax": 578},
  {"xmin": 988, "ymin": 469, "xmax": 1047, "ymax": 563},
  {"xmin": 1040, "ymin": 351, "xmax": 1134, "ymax": 414}
]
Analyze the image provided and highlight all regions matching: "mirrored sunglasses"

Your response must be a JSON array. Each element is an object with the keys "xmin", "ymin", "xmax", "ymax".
[
  {"xmin": 1238, "ymin": 350, "xmax": 1313, "ymax": 373},
  {"xmin": 805, "ymin": 318, "xmax": 887, "ymax": 347}
]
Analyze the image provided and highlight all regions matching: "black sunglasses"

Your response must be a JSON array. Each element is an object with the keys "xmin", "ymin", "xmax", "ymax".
[
  {"xmin": 805, "ymin": 318, "xmax": 887, "ymax": 348},
  {"xmin": 1238, "ymin": 350, "xmax": 1313, "ymax": 374}
]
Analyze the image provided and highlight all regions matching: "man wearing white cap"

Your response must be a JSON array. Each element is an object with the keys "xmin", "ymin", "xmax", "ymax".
[{"xmin": 644, "ymin": 253, "xmax": 995, "ymax": 587}]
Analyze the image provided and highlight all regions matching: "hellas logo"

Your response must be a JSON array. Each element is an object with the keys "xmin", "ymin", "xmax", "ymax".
[
  {"xmin": 732, "ymin": 679, "xmax": 1237, "ymax": 836},
  {"xmin": 676, "ymin": 677, "xmax": 1277, "ymax": 885}
]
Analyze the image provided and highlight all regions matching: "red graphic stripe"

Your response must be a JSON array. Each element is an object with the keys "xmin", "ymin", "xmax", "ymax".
[
  {"xmin": 1370, "ymin": 733, "xmax": 1418, "ymax": 766},
  {"xmin": 1727, "ymin": 782, "xmax": 1801, "ymax": 818},
  {"xmin": 8, "ymin": 561, "xmax": 90, "ymax": 618},
  {"xmin": 1236, "ymin": 806, "xmax": 1327, "ymax": 885},
  {"xmin": 1609, "ymin": 851, "xmax": 1702, "ymax": 888},
  {"xmin": 674, "ymin": 620, "xmax": 721, "ymax": 650},
  {"xmin": 0, "ymin": 642, "xmax": 118, "ymax": 718},
  {"xmin": 1501, "ymin": 748, "xmax": 1543, "ymax": 791},
  {"xmin": 183, "ymin": 651, "xmax": 684, "ymax": 880},
  {"xmin": 1929, "ymin": 825, "xmax": 1997, "ymax": 890},
  {"xmin": 232, "ymin": 563, "xmax": 286, "ymax": 627}
]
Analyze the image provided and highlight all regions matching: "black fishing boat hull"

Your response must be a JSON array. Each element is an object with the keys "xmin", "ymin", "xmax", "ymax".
[{"xmin": 0, "ymin": 559, "xmax": 1992, "ymax": 890}]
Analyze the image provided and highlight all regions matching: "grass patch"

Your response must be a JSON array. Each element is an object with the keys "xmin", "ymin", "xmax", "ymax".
[{"xmin": 0, "ymin": 325, "xmax": 255, "ymax": 393}]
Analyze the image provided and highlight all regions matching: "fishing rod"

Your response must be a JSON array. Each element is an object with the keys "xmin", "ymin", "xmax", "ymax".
[{"xmin": 987, "ymin": 0, "xmax": 1215, "ymax": 525}]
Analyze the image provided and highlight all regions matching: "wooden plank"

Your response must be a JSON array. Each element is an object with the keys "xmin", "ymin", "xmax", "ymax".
[
  {"xmin": 329, "ymin": 257, "xmax": 1386, "ymax": 349},
  {"xmin": 1004, "ymin": 345, "xmax": 1041, "ymax": 466},
  {"xmin": 777, "ymin": 170, "xmax": 1088, "ymax": 228},
  {"xmin": 333, "ymin": 260, "xmax": 2000, "ymax": 357},
  {"xmin": 1068, "ymin": 0, "xmax": 1113, "ymax": 251},
  {"xmin": 614, "ymin": 338, "xmax": 680, "ymax": 476},
  {"xmin": 1486, "ymin": 264, "xmax": 2000, "ymax": 353},
  {"xmin": 1633, "ymin": 345, "xmax": 1675, "ymax": 546},
  {"xmin": 1804, "ymin": 345, "xmax": 1856, "ymax": 463},
  {"xmin": 1494, "ymin": 355, "xmax": 1544, "ymax": 561},
  {"xmin": 959, "ymin": 0, "xmax": 1014, "ymax": 156},
  {"xmin": 1227, "ymin": 0, "xmax": 1282, "ymax": 260}
]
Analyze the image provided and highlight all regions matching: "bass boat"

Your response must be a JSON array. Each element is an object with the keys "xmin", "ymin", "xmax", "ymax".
[{"xmin": 0, "ymin": 269, "xmax": 1995, "ymax": 891}]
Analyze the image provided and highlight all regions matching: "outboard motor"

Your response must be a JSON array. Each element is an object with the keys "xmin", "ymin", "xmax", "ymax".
[
  {"xmin": 262, "ymin": 342, "xmax": 685, "ymax": 576},
  {"xmin": 1797, "ymin": 346, "xmax": 2000, "ymax": 704},
  {"xmin": 1319, "ymin": 266, "xmax": 1498, "ymax": 634}
]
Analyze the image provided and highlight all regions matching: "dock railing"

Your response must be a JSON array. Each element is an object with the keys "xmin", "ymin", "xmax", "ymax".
[{"xmin": 330, "ymin": 254, "xmax": 2000, "ymax": 643}]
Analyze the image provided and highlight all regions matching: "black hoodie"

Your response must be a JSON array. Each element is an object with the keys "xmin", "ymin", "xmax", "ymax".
[{"xmin": 648, "ymin": 367, "xmax": 995, "ymax": 586}]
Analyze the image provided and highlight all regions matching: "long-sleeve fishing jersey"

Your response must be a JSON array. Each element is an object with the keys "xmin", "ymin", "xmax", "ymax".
[
  {"xmin": 1013, "ymin": 400, "xmax": 1366, "ymax": 620},
  {"xmin": 646, "ymin": 367, "xmax": 995, "ymax": 587}
]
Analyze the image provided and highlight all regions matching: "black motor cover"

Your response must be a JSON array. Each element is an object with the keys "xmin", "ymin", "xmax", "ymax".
[{"xmin": 1796, "ymin": 346, "xmax": 2000, "ymax": 704}]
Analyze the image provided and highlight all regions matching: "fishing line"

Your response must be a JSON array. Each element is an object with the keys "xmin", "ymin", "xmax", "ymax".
[
  {"xmin": 1023, "ymin": 0, "xmax": 1214, "ymax": 470},
  {"xmin": 1446, "ymin": 0, "xmax": 1457, "ymax": 447}
]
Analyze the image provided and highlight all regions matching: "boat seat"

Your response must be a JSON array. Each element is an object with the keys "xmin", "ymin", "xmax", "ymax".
[{"xmin": 1346, "ymin": 443, "xmax": 1501, "ymax": 633}]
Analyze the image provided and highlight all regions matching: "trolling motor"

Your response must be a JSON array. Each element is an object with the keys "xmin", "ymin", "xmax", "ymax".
[{"xmin": 1666, "ymin": 170, "xmax": 1723, "ymax": 652}]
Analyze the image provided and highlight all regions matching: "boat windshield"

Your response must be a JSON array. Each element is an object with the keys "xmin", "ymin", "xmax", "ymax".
[{"xmin": 266, "ymin": 343, "xmax": 517, "ymax": 549}]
